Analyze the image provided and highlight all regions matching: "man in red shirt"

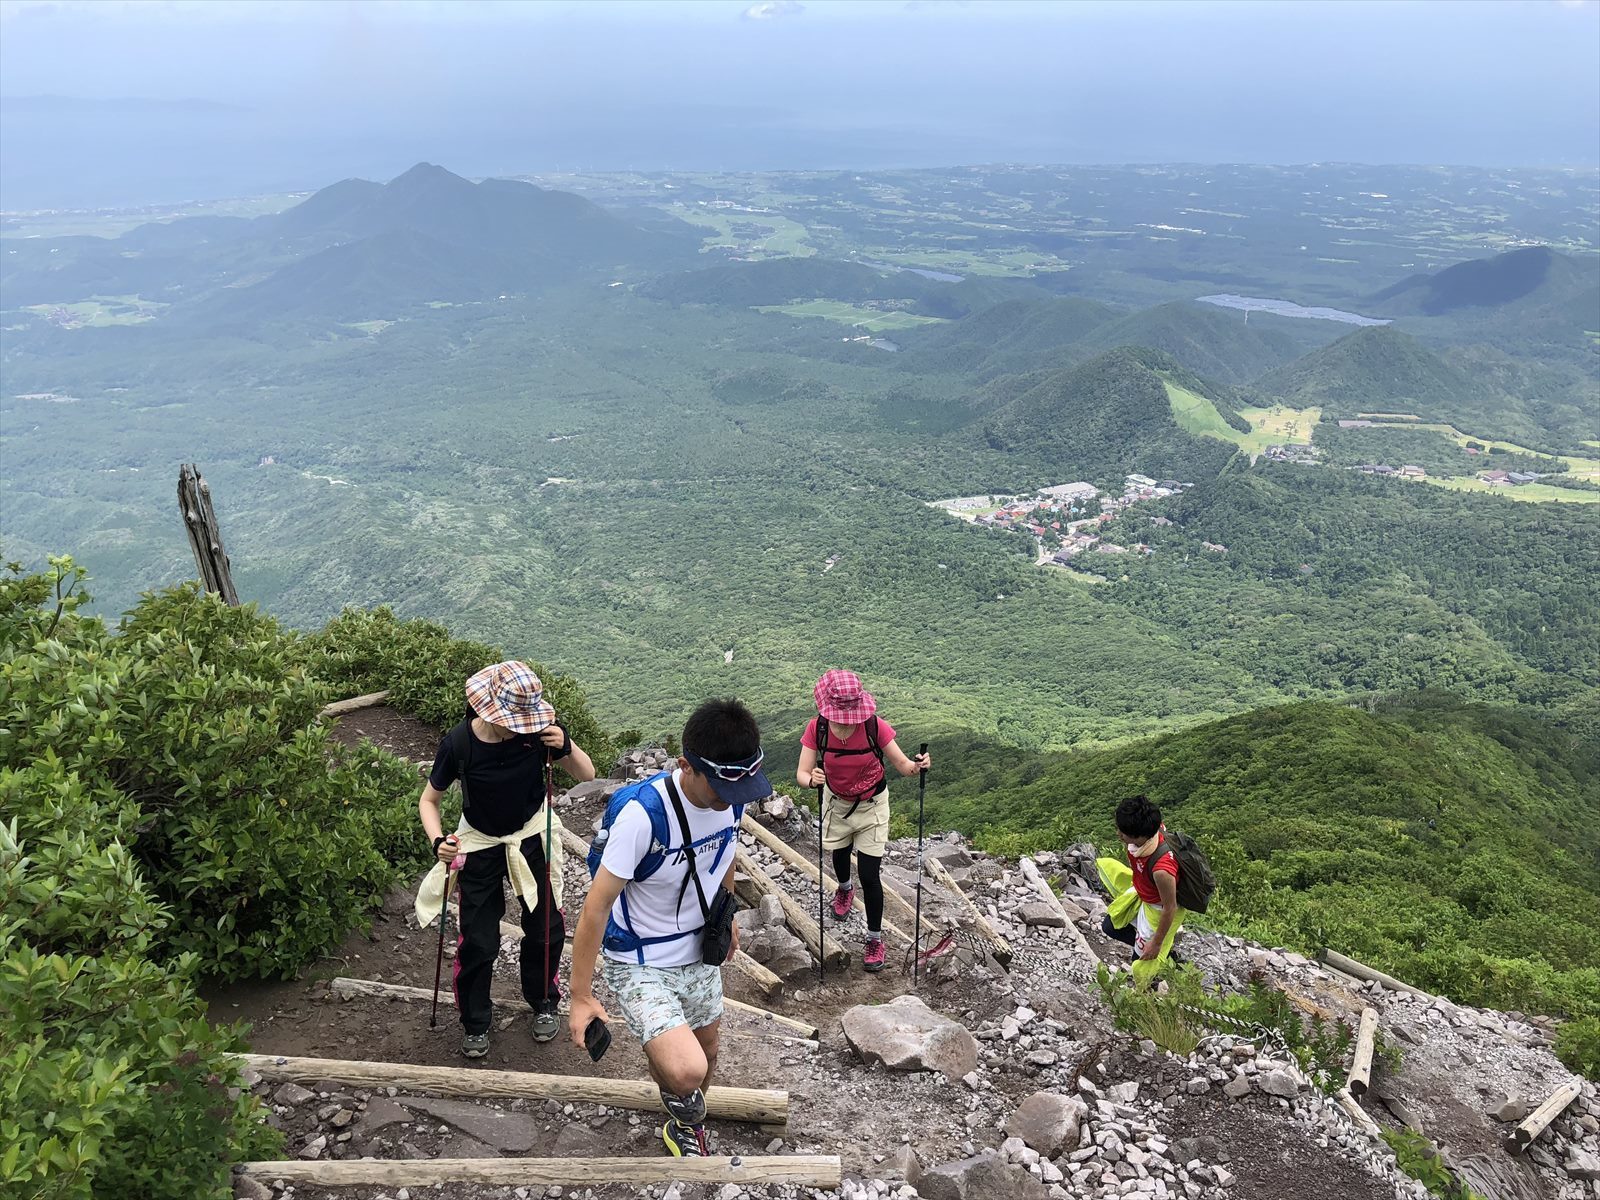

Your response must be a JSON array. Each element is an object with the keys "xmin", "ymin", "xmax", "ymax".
[{"xmin": 1101, "ymin": 795, "xmax": 1183, "ymax": 964}]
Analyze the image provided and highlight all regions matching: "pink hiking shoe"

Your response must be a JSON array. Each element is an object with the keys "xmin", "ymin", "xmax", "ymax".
[
  {"xmin": 863, "ymin": 937, "xmax": 886, "ymax": 973},
  {"xmin": 830, "ymin": 884, "xmax": 855, "ymax": 921}
]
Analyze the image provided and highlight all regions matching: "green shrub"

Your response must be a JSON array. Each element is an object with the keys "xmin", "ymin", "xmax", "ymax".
[
  {"xmin": 1, "ymin": 748, "xmax": 279, "ymax": 1198},
  {"xmin": 298, "ymin": 605, "xmax": 634, "ymax": 777},
  {"xmin": 1094, "ymin": 962, "xmax": 1355, "ymax": 1093},
  {"xmin": 1, "ymin": 571, "xmax": 421, "ymax": 980},
  {"xmin": 1555, "ymin": 1016, "xmax": 1600, "ymax": 1082},
  {"xmin": 1381, "ymin": 1130, "xmax": 1489, "ymax": 1200},
  {"xmin": 0, "ymin": 944, "xmax": 279, "ymax": 1200}
]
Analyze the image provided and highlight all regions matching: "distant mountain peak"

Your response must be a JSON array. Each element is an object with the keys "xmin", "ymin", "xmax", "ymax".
[
  {"xmin": 1371, "ymin": 245, "xmax": 1586, "ymax": 316},
  {"xmin": 385, "ymin": 162, "xmax": 474, "ymax": 192}
]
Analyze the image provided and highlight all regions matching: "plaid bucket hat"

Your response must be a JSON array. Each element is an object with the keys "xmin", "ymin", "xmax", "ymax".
[
  {"xmin": 465, "ymin": 661, "xmax": 556, "ymax": 734},
  {"xmin": 814, "ymin": 669, "xmax": 877, "ymax": 725}
]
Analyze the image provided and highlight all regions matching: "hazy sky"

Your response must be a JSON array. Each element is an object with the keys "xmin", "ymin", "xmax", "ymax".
[{"xmin": 2, "ymin": 0, "xmax": 1597, "ymax": 209}]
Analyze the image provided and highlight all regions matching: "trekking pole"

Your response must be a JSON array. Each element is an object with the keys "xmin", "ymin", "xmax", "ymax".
[
  {"xmin": 430, "ymin": 855, "xmax": 456, "ymax": 1030},
  {"xmin": 912, "ymin": 743, "xmax": 929, "ymax": 986},
  {"xmin": 815, "ymin": 777, "xmax": 826, "ymax": 986},
  {"xmin": 543, "ymin": 750, "xmax": 557, "ymax": 1009}
]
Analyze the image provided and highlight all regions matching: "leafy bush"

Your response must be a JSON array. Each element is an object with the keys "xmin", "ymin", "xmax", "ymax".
[
  {"xmin": 297, "ymin": 605, "xmax": 634, "ymax": 777},
  {"xmin": 1555, "ymin": 1016, "xmax": 1600, "ymax": 1082},
  {"xmin": 1382, "ymin": 1130, "xmax": 1489, "ymax": 1200},
  {"xmin": 1, "ymin": 568, "xmax": 420, "ymax": 980},
  {"xmin": 1, "ymin": 752, "xmax": 279, "ymax": 1198}
]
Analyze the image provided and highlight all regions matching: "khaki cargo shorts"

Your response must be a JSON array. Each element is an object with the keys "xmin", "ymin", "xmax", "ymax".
[{"xmin": 822, "ymin": 782, "xmax": 890, "ymax": 857}]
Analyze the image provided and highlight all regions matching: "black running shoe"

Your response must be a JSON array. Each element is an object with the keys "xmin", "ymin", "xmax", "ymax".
[{"xmin": 662, "ymin": 1118, "xmax": 710, "ymax": 1157}]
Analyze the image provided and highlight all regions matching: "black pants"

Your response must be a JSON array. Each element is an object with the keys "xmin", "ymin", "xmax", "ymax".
[
  {"xmin": 453, "ymin": 837, "xmax": 563, "ymax": 1035},
  {"xmin": 1101, "ymin": 913, "xmax": 1137, "ymax": 950},
  {"xmin": 833, "ymin": 846, "xmax": 884, "ymax": 934}
]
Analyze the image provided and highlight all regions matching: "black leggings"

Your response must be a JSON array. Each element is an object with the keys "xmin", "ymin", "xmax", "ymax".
[{"xmin": 833, "ymin": 847, "xmax": 884, "ymax": 934}]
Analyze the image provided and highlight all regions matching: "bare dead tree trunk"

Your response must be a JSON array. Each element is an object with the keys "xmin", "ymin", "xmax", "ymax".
[{"xmin": 177, "ymin": 463, "xmax": 239, "ymax": 605}]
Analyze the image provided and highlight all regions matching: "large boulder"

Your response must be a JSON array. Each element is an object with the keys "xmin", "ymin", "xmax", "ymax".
[
  {"xmin": 841, "ymin": 994, "xmax": 978, "ymax": 1078},
  {"xmin": 917, "ymin": 1151, "xmax": 1049, "ymax": 1200},
  {"xmin": 1005, "ymin": 1090, "xmax": 1088, "ymax": 1156},
  {"xmin": 741, "ymin": 923, "xmax": 812, "ymax": 976}
]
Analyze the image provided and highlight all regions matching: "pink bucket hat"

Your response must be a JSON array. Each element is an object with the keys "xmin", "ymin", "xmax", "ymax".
[
  {"xmin": 465, "ymin": 661, "xmax": 556, "ymax": 734},
  {"xmin": 814, "ymin": 668, "xmax": 877, "ymax": 725}
]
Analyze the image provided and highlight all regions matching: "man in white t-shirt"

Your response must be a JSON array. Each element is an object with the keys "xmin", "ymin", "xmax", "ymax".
[{"xmin": 568, "ymin": 698, "xmax": 770, "ymax": 1159}]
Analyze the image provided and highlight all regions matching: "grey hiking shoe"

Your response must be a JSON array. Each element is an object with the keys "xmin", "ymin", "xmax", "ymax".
[
  {"xmin": 532, "ymin": 1001, "xmax": 560, "ymax": 1044},
  {"xmin": 462, "ymin": 1031, "xmax": 490, "ymax": 1059}
]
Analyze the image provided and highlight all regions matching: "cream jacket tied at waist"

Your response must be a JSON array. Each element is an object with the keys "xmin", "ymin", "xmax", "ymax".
[{"xmin": 414, "ymin": 804, "xmax": 566, "ymax": 928}]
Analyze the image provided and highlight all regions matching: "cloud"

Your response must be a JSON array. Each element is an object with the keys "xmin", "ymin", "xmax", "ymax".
[{"xmin": 741, "ymin": 1, "xmax": 803, "ymax": 20}]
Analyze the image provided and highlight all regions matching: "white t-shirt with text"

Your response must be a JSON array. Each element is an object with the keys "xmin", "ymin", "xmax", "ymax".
[{"xmin": 599, "ymin": 770, "xmax": 738, "ymax": 968}]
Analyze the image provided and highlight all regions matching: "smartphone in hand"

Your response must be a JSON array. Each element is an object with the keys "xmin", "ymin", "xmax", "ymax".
[{"xmin": 583, "ymin": 1017, "xmax": 611, "ymax": 1063}]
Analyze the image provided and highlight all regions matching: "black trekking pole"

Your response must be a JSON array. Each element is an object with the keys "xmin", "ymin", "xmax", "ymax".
[
  {"xmin": 912, "ymin": 743, "xmax": 929, "ymax": 986},
  {"xmin": 542, "ymin": 753, "xmax": 557, "ymax": 1011},
  {"xmin": 815, "ymin": 777, "xmax": 826, "ymax": 986},
  {"xmin": 430, "ymin": 848, "xmax": 457, "ymax": 1029}
]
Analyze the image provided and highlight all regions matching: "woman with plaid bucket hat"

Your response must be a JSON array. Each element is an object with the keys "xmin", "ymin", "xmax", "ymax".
[
  {"xmin": 417, "ymin": 661, "xmax": 595, "ymax": 1058},
  {"xmin": 796, "ymin": 670, "xmax": 930, "ymax": 972}
]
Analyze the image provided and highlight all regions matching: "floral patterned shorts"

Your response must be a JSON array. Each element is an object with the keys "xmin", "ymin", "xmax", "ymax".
[{"xmin": 601, "ymin": 957, "xmax": 723, "ymax": 1045}]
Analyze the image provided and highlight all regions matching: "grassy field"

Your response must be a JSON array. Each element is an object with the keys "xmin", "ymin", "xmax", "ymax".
[
  {"xmin": 1364, "ymin": 420, "xmax": 1600, "ymax": 480},
  {"xmin": 1166, "ymin": 382, "xmax": 1241, "ymax": 443},
  {"xmin": 1236, "ymin": 405, "xmax": 1321, "ymax": 454},
  {"xmin": 856, "ymin": 245, "xmax": 1071, "ymax": 277},
  {"xmin": 1407, "ymin": 475, "xmax": 1600, "ymax": 504},
  {"xmin": 20, "ymin": 295, "xmax": 166, "ymax": 328},
  {"xmin": 754, "ymin": 299, "xmax": 948, "ymax": 331},
  {"xmin": 671, "ymin": 205, "xmax": 815, "ymax": 258},
  {"xmin": 1169, "ymin": 385, "xmax": 1320, "ymax": 457}
]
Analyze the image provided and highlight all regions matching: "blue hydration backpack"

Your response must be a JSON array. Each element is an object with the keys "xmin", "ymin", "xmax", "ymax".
[{"xmin": 587, "ymin": 771, "xmax": 744, "ymax": 962}]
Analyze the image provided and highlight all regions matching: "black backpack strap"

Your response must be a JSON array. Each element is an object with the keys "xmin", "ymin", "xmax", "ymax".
[
  {"xmin": 453, "ymin": 719, "xmax": 475, "ymax": 816},
  {"xmin": 865, "ymin": 715, "xmax": 884, "ymax": 764},
  {"xmin": 814, "ymin": 714, "xmax": 829, "ymax": 763},
  {"xmin": 664, "ymin": 777, "xmax": 712, "ymax": 929}
]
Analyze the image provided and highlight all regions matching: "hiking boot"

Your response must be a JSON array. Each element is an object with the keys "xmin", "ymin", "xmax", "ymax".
[
  {"xmin": 532, "ymin": 1000, "xmax": 560, "ymax": 1044},
  {"xmin": 662, "ymin": 1118, "xmax": 710, "ymax": 1158},
  {"xmin": 863, "ymin": 937, "xmax": 886, "ymax": 973},
  {"xmin": 462, "ymin": 1031, "xmax": 490, "ymax": 1059},
  {"xmin": 830, "ymin": 884, "xmax": 855, "ymax": 921}
]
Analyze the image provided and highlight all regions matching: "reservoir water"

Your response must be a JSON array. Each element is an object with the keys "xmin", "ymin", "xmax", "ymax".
[{"xmin": 1196, "ymin": 294, "xmax": 1389, "ymax": 326}]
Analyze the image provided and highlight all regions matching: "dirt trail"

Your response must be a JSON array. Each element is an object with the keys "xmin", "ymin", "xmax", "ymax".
[{"xmin": 209, "ymin": 706, "xmax": 1599, "ymax": 1200}]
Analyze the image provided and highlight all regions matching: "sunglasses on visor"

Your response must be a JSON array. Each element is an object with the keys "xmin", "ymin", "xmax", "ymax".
[{"xmin": 686, "ymin": 748, "xmax": 766, "ymax": 780}]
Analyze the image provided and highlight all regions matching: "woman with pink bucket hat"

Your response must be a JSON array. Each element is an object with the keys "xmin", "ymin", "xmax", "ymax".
[
  {"xmin": 416, "ymin": 661, "xmax": 596, "ymax": 1058},
  {"xmin": 796, "ymin": 670, "xmax": 930, "ymax": 972}
]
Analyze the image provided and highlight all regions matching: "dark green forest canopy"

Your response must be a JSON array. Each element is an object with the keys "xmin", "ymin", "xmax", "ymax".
[
  {"xmin": 898, "ymin": 696, "xmax": 1600, "ymax": 1019},
  {"xmin": 2, "ymin": 164, "xmax": 1596, "ymax": 747}
]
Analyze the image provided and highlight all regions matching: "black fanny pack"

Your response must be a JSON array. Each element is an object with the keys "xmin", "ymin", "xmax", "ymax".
[{"xmin": 665, "ymin": 779, "xmax": 738, "ymax": 966}]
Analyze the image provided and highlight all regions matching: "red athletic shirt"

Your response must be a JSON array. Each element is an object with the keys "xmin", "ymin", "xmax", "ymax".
[{"xmin": 1130, "ymin": 832, "xmax": 1179, "ymax": 905}]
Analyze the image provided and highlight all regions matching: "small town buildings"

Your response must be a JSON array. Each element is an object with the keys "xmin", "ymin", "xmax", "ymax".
[
  {"xmin": 1399, "ymin": 465, "xmax": 1426, "ymax": 478},
  {"xmin": 1507, "ymin": 472, "xmax": 1540, "ymax": 485},
  {"xmin": 1039, "ymin": 481, "xmax": 1099, "ymax": 503},
  {"xmin": 1479, "ymin": 470, "xmax": 1511, "ymax": 485},
  {"xmin": 1125, "ymin": 473, "xmax": 1157, "ymax": 489}
]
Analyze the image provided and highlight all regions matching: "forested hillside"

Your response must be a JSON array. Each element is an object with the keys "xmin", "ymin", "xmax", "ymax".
[
  {"xmin": 979, "ymin": 348, "xmax": 1237, "ymax": 485},
  {"xmin": 898, "ymin": 695, "xmax": 1600, "ymax": 1021}
]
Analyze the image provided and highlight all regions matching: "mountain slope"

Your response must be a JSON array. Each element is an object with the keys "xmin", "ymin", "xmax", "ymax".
[
  {"xmin": 266, "ymin": 163, "xmax": 685, "ymax": 271},
  {"xmin": 979, "ymin": 348, "xmax": 1237, "ymax": 485},
  {"xmin": 1254, "ymin": 326, "xmax": 1500, "ymax": 417},
  {"xmin": 921, "ymin": 695, "xmax": 1600, "ymax": 1019},
  {"xmin": 898, "ymin": 296, "xmax": 1124, "ymax": 376},
  {"xmin": 1372, "ymin": 246, "xmax": 1595, "ymax": 317},
  {"xmin": 202, "ymin": 229, "xmax": 516, "ymax": 323},
  {"xmin": 1069, "ymin": 300, "xmax": 1333, "ymax": 385}
]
